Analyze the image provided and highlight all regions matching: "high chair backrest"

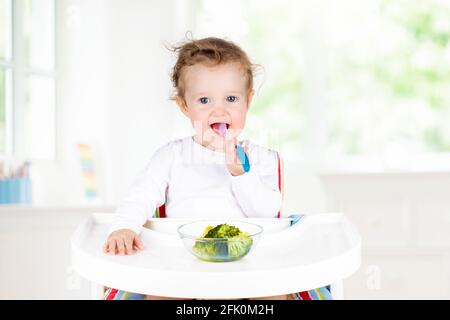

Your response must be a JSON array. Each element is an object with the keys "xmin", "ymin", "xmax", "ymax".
[{"xmin": 154, "ymin": 151, "xmax": 284, "ymax": 219}]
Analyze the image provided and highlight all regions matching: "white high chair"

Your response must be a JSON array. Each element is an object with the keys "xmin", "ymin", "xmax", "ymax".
[
  {"xmin": 72, "ymin": 213, "xmax": 360, "ymax": 299},
  {"xmin": 71, "ymin": 153, "xmax": 361, "ymax": 299}
]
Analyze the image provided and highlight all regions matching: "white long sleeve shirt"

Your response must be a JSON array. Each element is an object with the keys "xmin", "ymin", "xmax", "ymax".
[{"xmin": 108, "ymin": 136, "xmax": 282, "ymax": 235}]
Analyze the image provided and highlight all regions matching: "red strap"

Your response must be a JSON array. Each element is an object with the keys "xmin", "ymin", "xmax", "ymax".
[
  {"xmin": 276, "ymin": 152, "xmax": 282, "ymax": 219},
  {"xmin": 299, "ymin": 291, "xmax": 312, "ymax": 300},
  {"xmin": 158, "ymin": 204, "xmax": 166, "ymax": 218},
  {"xmin": 105, "ymin": 288, "xmax": 118, "ymax": 300}
]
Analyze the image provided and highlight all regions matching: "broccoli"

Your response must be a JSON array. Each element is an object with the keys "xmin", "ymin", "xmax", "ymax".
[
  {"xmin": 203, "ymin": 224, "xmax": 241, "ymax": 238},
  {"xmin": 192, "ymin": 224, "xmax": 253, "ymax": 262}
]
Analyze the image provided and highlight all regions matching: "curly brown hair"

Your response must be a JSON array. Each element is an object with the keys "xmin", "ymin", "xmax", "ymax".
[{"xmin": 168, "ymin": 36, "xmax": 257, "ymax": 100}]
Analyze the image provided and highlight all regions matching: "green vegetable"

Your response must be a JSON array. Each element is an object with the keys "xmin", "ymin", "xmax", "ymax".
[
  {"xmin": 192, "ymin": 224, "xmax": 253, "ymax": 262},
  {"xmin": 203, "ymin": 224, "xmax": 241, "ymax": 238},
  {"xmin": 227, "ymin": 236, "xmax": 252, "ymax": 259}
]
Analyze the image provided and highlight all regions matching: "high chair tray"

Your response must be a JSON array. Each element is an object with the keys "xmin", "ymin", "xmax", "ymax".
[{"xmin": 71, "ymin": 213, "xmax": 361, "ymax": 299}]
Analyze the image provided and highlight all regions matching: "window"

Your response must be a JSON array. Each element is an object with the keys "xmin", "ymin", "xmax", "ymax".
[
  {"xmin": 0, "ymin": 0, "xmax": 56, "ymax": 159},
  {"xmin": 192, "ymin": 0, "xmax": 450, "ymax": 171},
  {"xmin": 326, "ymin": 0, "xmax": 450, "ymax": 157}
]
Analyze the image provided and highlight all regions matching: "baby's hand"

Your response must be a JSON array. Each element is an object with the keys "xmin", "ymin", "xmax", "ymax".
[
  {"xmin": 103, "ymin": 229, "xmax": 145, "ymax": 255},
  {"xmin": 225, "ymin": 138, "xmax": 248, "ymax": 176}
]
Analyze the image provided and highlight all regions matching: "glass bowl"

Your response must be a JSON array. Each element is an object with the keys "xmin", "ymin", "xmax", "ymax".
[{"xmin": 177, "ymin": 220, "xmax": 263, "ymax": 262}]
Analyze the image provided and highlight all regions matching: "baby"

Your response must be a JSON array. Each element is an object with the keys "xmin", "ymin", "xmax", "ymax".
[{"xmin": 102, "ymin": 36, "xmax": 292, "ymax": 300}]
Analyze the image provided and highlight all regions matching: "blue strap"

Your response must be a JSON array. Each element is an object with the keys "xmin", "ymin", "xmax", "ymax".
[{"xmin": 288, "ymin": 214, "xmax": 304, "ymax": 226}]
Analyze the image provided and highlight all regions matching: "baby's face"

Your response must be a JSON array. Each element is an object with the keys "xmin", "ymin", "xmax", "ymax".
[{"xmin": 177, "ymin": 62, "xmax": 253, "ymax": 151}]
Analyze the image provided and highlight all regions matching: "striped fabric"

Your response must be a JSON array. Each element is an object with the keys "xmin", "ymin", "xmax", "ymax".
[
  {"xmin": 295, "ymin": 287, "xmax": 333, "ymax": 300},
  {"xmin": 103, "ymin": 151, "xmax": 333, "ymax": 300},
  {"xmin": 103, "ymin": 287, "xmax": 145, "ymax": 300}
]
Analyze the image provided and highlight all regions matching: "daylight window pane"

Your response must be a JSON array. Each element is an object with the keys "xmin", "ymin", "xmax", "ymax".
[
  {"xmin": 23, "ymin": 0, "xmax": 55, "ymax": 70},
  {"xmin": 24, "ymin": 75, "xmax": 55, "ymax": 159},
  {"xmin": 326, "ymin": 0, "xmax": 450, "ymax": 156},
  {"xmin": 0, "ymin": 0, "xmax": 12, "ymax": 61}
]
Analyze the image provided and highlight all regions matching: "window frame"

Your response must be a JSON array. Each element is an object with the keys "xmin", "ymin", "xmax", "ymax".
[{"xmin": 0, "ymin": 0, "xmax": 57, "ymax": 160}]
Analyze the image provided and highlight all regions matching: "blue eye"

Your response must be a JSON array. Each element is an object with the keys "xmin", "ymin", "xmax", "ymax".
[
  {"xmin": 227, "ymin": 96, "xmax": 237, "ymax": 102},
  {"xmin": 199, "ymin": 97, "xmax": 209, "ymax": 104}
]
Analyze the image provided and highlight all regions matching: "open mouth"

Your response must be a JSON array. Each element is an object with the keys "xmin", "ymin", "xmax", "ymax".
[{"xmin": 210, "ymin": 122, "xmax": 230, "ymax": 137}]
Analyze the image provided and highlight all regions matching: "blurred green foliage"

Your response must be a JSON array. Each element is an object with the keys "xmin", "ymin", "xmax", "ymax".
[
  {"xmin": 376, "ymin": 0, "xmax": 450, "ymax": 104},
  {"xmin": 241, "ymin": 0, "xmax": 450, "ymax": 157},
  {"xmin": 329, "ymin": 0, "xmax": 450, "ymax": 155}
]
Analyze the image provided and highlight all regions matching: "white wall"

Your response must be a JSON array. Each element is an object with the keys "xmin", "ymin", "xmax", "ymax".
[
  {"xmin": 322, "ymin": 172, "xmax": 450, "ymax": 299},
  {"xmin": 282, "ymin": 160, "xmax": 328, "ymax": 215},
  {"xmin": 107, "ymin": 0, "xmax": 181, "ymax": 201},
  {"xmin": 0, "ymin": 206, "xmax": 115, "ymax": 299}
]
